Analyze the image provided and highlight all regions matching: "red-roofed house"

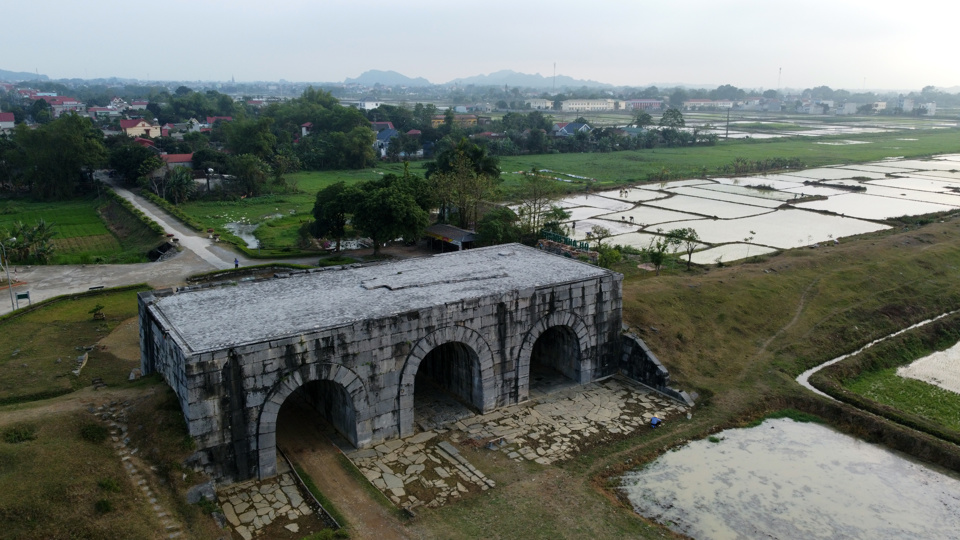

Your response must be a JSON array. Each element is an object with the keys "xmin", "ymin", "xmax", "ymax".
[
  {"xmin": 0, "ymin": 112, "xmax": 15, "ymax": 131},
  {"xmin": 370, "ymin": 121, "xmax": 394, "ymax": 132},
  {"xmin": 134, "ymin": 137, "xmax": 156, "ymax": 149},
  {"xmin": 160, "ymin": 154, "xmax": 193, "ymax": 170},
  {"xmin": 301, "ymin": 122, "xmax": 313, "ymax": 137},
  {"xmin": 120, "ymin": 119, "xmax": 161, "ymax": 138},
  {"xmin": 206, "ymin": 116, "xmax": 232, "ymax": 125},
  {"xmin": 406, "ymin": 129, "xmax": 421, "ymax": 137},
  {"xmin": 129, "ymin": 100, "xmax": 149, "ymax": 111}
]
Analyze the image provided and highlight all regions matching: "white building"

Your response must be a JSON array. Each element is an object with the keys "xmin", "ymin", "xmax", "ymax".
[
  {"xmin": 526, "ymin": 98, "xmax": 552, "ymax": 110},
  {"xmin": 560, "ymin": 99, "xmax": 616, "ymax": 112}
]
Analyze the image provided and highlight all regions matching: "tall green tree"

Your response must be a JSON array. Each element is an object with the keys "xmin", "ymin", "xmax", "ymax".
[
  {"xmin": 223, "ymin": 118, "xmax": 277, "ymax": 160},
  {"xmin": 659, "ymin": 108, "xmax": 685, "ymax": 128},
  {"xmin": 6, "ymin": 114, "xmax": 106, "ymax": 199},
  {"xmin": 310, "ymin": 181, "xmax": 358, "ymax": 252},
  {"xmin": 515, "ymin": 168, "xmax": 562, "ymax": 234},
  {"xmin": 352, "ymin": 183, "xmax": 429, "ymax": 255}
]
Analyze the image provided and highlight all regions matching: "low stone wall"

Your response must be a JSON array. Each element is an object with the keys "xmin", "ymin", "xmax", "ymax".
[{"xmin": 619, "ymin": 333, "xmax": 694, "ymax": 406}]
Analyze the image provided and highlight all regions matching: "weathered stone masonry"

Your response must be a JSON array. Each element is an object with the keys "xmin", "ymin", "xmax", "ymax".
[{"xmin": 139, "ymin": 244, "xmax": 623, "ymax": 483}]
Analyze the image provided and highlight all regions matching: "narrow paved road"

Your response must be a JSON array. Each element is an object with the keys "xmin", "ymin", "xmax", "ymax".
[{"xmin": 0, "ymin": 175, "xmax": 316, "ymax": 316}]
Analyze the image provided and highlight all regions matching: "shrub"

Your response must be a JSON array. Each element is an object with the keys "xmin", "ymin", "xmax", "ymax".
[
  {"xmin": 97, "ymin": 477, "xmax": 121, "ymax": 493},
  {"xmin": 80, "ymin": 423, "xmax": 109, "ymax": 444},
  {"xmin": 94, "ymin": 499, "xmax": 113, "ymax": 514},
  {"xmin": 2, "ymin": 423, "xmax": 37, "ymax": 444}
]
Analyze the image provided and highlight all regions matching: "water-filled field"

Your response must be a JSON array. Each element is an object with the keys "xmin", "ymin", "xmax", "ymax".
[
  {"xmin": 621, "ymin": 418, "xmax": 960, "ymax": 539},
  {"xmin": 898, "ymin": 341, "xmax": 960, "ymax": 394},
  {"xmin": 551, "ymin": 155, "xmax": 960, "ymax": 261}
]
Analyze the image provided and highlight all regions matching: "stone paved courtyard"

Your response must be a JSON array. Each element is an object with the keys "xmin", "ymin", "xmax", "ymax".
[
  {"xmin": 217, "ymin": 461, "xmax": 319, "ymax": 540},
  {"xmin": 346, "ymin": 376, "xmax": 690, "ymax": 512}
]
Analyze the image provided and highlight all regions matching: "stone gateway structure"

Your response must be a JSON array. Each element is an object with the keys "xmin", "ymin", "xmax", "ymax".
[{"xmin": 139, "ymin": 244, "xmax": 624, "ymax": 482}]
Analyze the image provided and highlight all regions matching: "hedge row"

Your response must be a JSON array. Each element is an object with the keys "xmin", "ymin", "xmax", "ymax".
[
  {"xmin": 99, "ymin": 183, "xmax": 166, "ymax": 236},
  {"xmin": 139, "ymin": 191, "xmax": 206, "ymax": 231}
]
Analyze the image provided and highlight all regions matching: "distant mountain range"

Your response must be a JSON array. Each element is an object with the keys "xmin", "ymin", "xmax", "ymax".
[
  {"xmin": 0, "ymin": 68, "xmax": 48, "ymax": 82},
  {"xmin": 447, "ymin": 70, "xmax": 611, "ymax": 89},
  {"xmin": 345, "ymin": 70, "xmax": 432, "ymax": 87},
  {"xmin": 344, "ymin": 69, "xmax": 612, "ymax": 89}
]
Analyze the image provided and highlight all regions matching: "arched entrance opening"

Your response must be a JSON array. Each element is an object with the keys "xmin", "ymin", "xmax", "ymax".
[
  {"xmin": 414, "ymin": 341, "xmax": 482, "ymax": 428},
  {"xmin": 276, "ymin": 379, "xmax": 358, "ymax": 452},
  {"xmin": 529, "ymin": 325, "xmax": 582, "ymax": 392}
]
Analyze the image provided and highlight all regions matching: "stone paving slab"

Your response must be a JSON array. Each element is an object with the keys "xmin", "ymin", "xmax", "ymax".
[
  {"xmin": 217, "ymin": 470, "xmax": 316, "ymax": 538},
  {"xmin": 346, "ymin": 377, "xmax": 689, "ymax": 511}
]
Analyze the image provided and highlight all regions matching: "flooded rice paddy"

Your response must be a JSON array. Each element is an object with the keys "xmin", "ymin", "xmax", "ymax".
[
  {"xmin": 551, "ymin": 153, "xmax": 960, "ymax": 262},
  {"xmin": 620, "ymin": 418, "xmax": 960, "ymax": 539},
  {"xmin": 898, "ymin": 341, "xmax": 960, "ymax": 394}
]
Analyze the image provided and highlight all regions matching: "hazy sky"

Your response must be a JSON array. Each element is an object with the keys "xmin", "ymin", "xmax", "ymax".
[{"xmin": 5, "ymin": 0, "xmax": 958, "ymax": 91}]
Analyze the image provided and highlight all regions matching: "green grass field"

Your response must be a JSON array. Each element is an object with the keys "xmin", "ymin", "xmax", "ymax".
[
  {"xmin": 0, "ymin": 286, "xmax": 149, "ymax": 404},
  {"xmin": 0, "ymin": 195, "xmax": 163, "ymax": 264},
  {"xmin": 846, "ymin": 368, "xmax": 960, "ymax": 433}
]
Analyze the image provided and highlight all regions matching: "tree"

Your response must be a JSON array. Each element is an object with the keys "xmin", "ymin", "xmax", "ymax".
[
  {"xmin": 515, "ymin": 168, "xmax": 562, "ymax": 234},
  {"xmin": 762, "ymin": 89, "xmax": 779, "ymax": 99},
  {"xmin": 228, "ymin": 154, "xmax": 272, "ymax": 195},
  {"xmin": 589, "ymin": 225, "xmax": 612, "ymax": 250},
  {"xmin": 644, "ymin": 228, "xmax": 682, "ymax": 276},
  {"xmin": 659, "ymin": 108, "xmax": 685, "ymax": 128},
  {"xmin": 352, "ymin": 183, "xmax": 429, "ymax": 255},
  {"xmin": 4, "ymin": 219, "xmax": 57, "ymax": 263},
  {"xmin": 669, "ymin": 227, "xmax": 700, "ymax": 270},
  {"xmin": 311, "ymin": 181, "xmax": 358, "ymax": 252},
  {"xmin": 223, "ymin": 118, "xmax": 277, "ymax": 160},
  {"xmin": 165, "ymin": 167, "xmax": 195, "ymax": 205},
  {"xmin": 632, "ymin": 111, "xmax": 653, "ymax": 129},
  {"xmin": 430, "ymin": 149, "xmax": 499, "ymax": 228},
  {"xmin": 476, "ymin": 206, "xmax": 522, "ymax": 246},
  {"xmin": 109, "ymin": 143, "xmax": 157, "ymax": 185},
  {"xmin": 7, "ymin": 115, "xmax": 107, "ymax": 200}
]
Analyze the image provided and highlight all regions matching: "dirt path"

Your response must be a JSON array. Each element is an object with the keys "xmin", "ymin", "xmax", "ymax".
[
  {"xmin": 277, "ymin": 410, "xmax": 410, "ymax": 540},
  {"xmin": 0, "ymin": 385, "xmax": 149, "ymax": 426}
]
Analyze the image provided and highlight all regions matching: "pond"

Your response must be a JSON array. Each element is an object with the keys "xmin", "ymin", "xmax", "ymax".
[
  {"xmin": 224, "ymin": 222, "xmax": 260, "ymax": 249},
  {"xmin": 620, "ymin": 418, "xmax": 960, "ymax": 539}
]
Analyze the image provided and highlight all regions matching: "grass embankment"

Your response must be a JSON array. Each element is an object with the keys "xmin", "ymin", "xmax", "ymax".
[
  {"xmin": 0, "ymin": 283, "xmax": 228, "ymax": 539},
  {"xmin": 406, "ymin": 215, "xmax": 960, "ymax": 539},
  {"xmin": 0, "ymin": 286, "xmax": 150, "ymax": 405},
  {"xmin": 0, "ymin": 411, "xmax": 161, "ymax": 539},
  {"xmin": 0, "ymin": 195, "xmax": 163, "ymax": 264},
  {"xmin": 810, "ymin": 313, "xmax": 960, "ymax": 439}
]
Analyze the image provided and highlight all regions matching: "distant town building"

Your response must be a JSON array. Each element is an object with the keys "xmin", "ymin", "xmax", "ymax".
[
  {"xmin": 622, "ymin": 99, "xmax": 663, "ymax": 111},
  {"xmin": 525, "ymin": 98, "xmax": 552, "ymax": 110},
  {"xmin": 560, "ymin": 99, "xmax": 616, "ymax": 112}
]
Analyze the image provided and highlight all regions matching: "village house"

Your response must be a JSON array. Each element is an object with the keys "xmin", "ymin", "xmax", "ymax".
[
  {"xmin": 0, "ymin": 112, "xmax": 15, "ymax": 132},
  {"xmin": 525, "ymin": 98, "xmax": 553, "ymax": 110},
  {"xmin": 622, "ymin": 99, "xmax": 663, "ymax": 111},
  {"xmin": 120, "ymin": 118, "xmax": 161, "ymax": 138}
]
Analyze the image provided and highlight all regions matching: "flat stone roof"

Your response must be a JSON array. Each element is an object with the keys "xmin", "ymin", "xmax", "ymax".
[{"xmin": 147, "ymin": 244, "xmax": 611, "ymax": 353}]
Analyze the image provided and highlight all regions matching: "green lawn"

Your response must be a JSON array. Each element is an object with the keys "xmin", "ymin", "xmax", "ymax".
[
  {"xmin": 176, "ymin": 164, "xmax": 416, "ymax": 251},
  {"xmin": 846, "ymin": 368, "xmax": 960, "ymax": 433},
  {"xmin": 173, "ymin": 127, "xmax": 960, "ymax": 251},
  {"xmin": 0, "ymin": 286, "xmax": 149, "ymax": 404},
  {"xmin": 0, "ymin": 195, "xmax": 162, "ymax": 264},
  {"xmin": 498, "ymin": 128, "xmax": 960, "ymax": 192}
]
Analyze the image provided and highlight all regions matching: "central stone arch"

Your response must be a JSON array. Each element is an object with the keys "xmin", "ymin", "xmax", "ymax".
[
  {"xmin": 257, "ymin": 363, "xmax": 372, "ymax": 479},
  {"xmin": 516, "ymin": 311, "xmax": 592, "ymax": 402},
  {"xmin": 398, "ymin": 326, "xmax": 497, "ymax": 437}
]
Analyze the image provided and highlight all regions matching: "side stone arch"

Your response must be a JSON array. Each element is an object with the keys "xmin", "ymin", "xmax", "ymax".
[
  {"xmin": 256, "ymin": 363, "xmax": 372, "ymax": 479},
  {"xmin": 516, "ymin": 311, "xmax": 592, "ymax": 402},
  {"xmin": 397, "ymin": 326, "xmax": 497, "ymax": 437}
]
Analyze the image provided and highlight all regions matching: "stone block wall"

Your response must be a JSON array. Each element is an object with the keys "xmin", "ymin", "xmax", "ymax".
[
  {"xmin": 141, "ymin": 270, "xmax": 624, "ymax": 483},
  {"xmin": 619, "ymin": 333, "xmax": 694, "ymax": 406}
]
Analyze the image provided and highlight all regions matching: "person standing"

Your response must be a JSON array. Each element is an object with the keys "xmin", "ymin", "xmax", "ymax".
[{"xmin": 234, "ymin": 258, "xmax": 239, "ymax": 269}]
